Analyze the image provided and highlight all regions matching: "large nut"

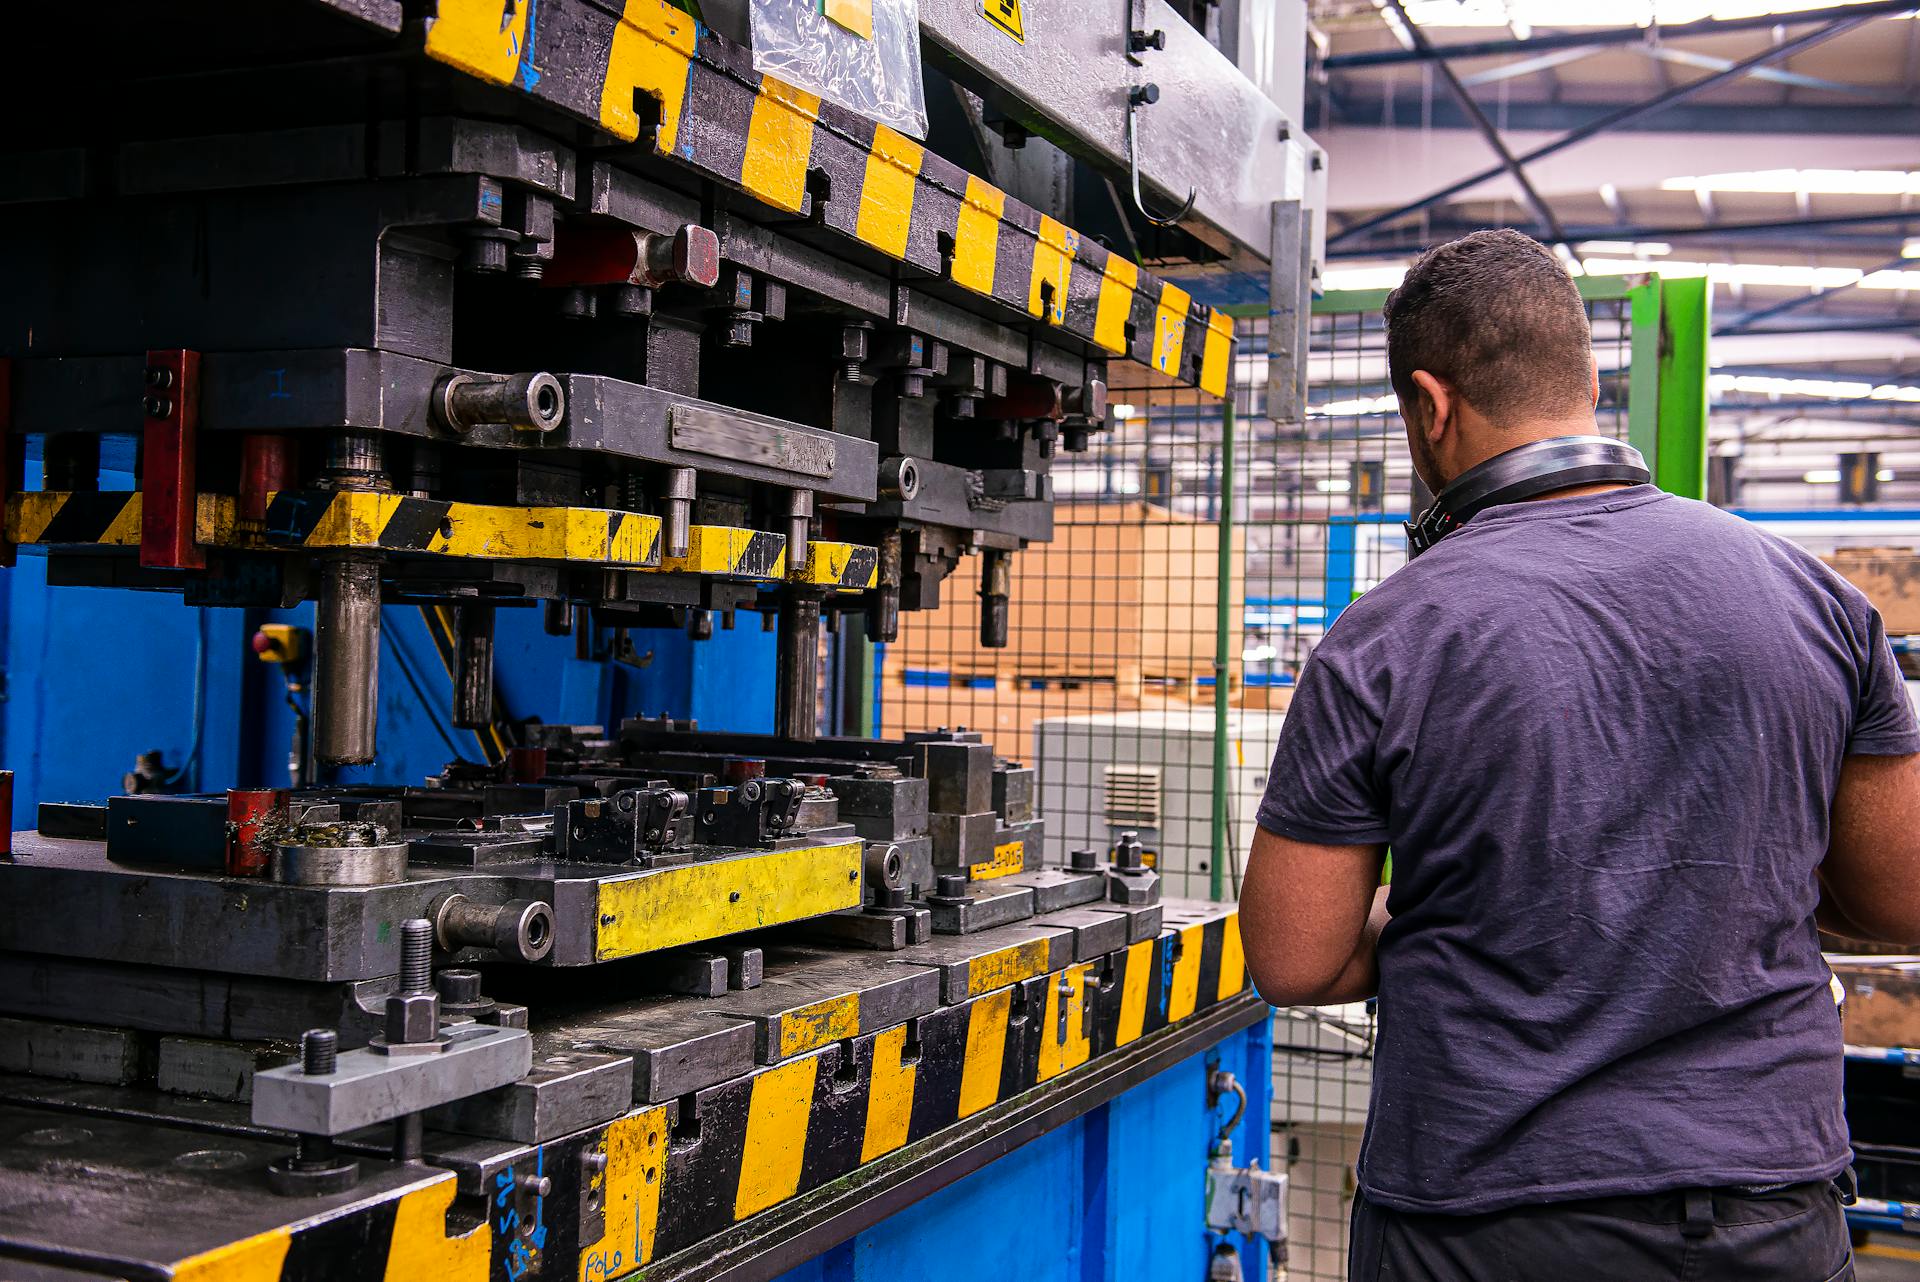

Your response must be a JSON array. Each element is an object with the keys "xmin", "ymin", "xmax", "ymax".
[{"xmin": 383, "ymin": 991, "xmax": 441, "ymax": 1046}]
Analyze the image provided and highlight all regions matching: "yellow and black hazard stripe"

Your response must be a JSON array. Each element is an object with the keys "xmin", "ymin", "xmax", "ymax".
[
  {"xmin": 264, "ymin": 491, "xmax": 663, "ymax": 567},
  {"xmin": 159, "ymin": 904, "xmax": 1248, "ymax": 1279},
  {"xmin": 790, "ymin": 540, "xmax": 879, "ymax": 590},
  {"xmin": 592, "ymin": 841, "xmax": 866, "ymax": 961},
  {"xmin": 652, "ymin": 525, "xmax": 787, "ymax": 580},
  {"xmin": 412, "ymin": 0, "xmax": 1237, "ymax": 397},
  {"xmin": 6, "ymin": 491, "xmax": 247, "ymax": 549}
]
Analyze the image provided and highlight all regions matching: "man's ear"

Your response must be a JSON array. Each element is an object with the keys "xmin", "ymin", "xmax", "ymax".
[
  {"xmin": 1590, "ymin": 358, "xmax": 1600, "ymax": 409},
  {"xmin": 1409, "ymin": 370, "xmax": 1452, "ymax": 442}
]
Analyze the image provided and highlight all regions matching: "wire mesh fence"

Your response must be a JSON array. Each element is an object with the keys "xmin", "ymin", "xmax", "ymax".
[{"xmin": 873, "ymin": 284, "xmax": 1658, "ymax": 1280}]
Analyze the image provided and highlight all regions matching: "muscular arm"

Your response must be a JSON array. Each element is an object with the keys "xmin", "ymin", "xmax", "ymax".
[
  {"xmin": 1238, "ymin": 826, "xmax": 1389, "ymax": 1006},
  {"xmin": 1820, "ymin": 752, "xmax": 1920, "ymax": 944}
]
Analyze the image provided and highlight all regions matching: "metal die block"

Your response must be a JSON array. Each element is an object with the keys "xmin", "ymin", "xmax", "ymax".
[
  {"xmin": 917, "ymin": 742, "xmax": 993, "ymax": 814},
  {"xmin": 544, "ymin": 1000, "xmax": 758, "ymax": 1105},
  {"xmin": 104, "ymin": 795, "xmax": 228, "ymax": 870},
  {"xmin": 156, "ymin": 1036, "xmax": 295, "ymax": 1103},
  {"xmin": 251, "ymin": 1023, "xmax": 532, "ymax": 1136},
  {"xmin": 1002, "ymin": 867, "xmax": 1106, "ymax": 913},
  {"xmin": 929, "ymin": 812, "xmax": 996, "ymax": 865},
  {"xmin": 992, "ymin": 766, "xmax": 1035, "ymax": 825},
  {"xmin": 706, "ymin": 951, "xmax": 941, "ymax": 1064},
  {"xmin": 0, "ymin": 1016, "xmax": 149, "ymax": 1085},
  {"xmin": 427, "ymin": 1049, "xmax": 634, "ymax": 1143},
  {"xmin": 589, "ymin": 840, "xmax": 864, "ymax": 962},
  {"xmin": 925, "ymin": 880, "xmax": 1035, "ymax": 935},
  {"xmin": 896, "ymin": 922, "xmax": 1073, "ymax": 1004},
  {"xmin": 263, "ymin": 490, "xmax": 664, "ymax": 567},
  {"xmin": 1035, "ymin": 906, "xmax": 1131, "ymax": 963}
]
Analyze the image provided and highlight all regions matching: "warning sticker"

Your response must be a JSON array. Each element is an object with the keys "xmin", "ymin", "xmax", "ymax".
[
  {"xmin": 824, "ymin": 0, "xmax": 875, "ymax": 39},
  {"xmin": 982, "ymin": 0, "xmax": 1024, "ymax": 43},
  {"xmin": 973, "ymin": 840, "xmax": 1026, "ymax": 880}
]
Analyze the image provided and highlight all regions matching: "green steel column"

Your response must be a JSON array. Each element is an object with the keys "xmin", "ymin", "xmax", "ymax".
[
  {"xmin": 839, "ymin": 616, "xmax": 876, "ymax": 738},
  {"xmin": 1655, "ymin": 276, "xmax": 1711, "ymax": 501},
  {"xmin": 1625, "ymin": 279, "xmax": 1662, "ymax": 470},
  {"xmin": 1210, "ymin": 389, "xmax": 1237, "ymax": 903}
]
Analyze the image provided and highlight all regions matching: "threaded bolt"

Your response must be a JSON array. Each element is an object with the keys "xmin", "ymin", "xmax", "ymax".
[
  {"xmin": 301, "ymin": 1029, "xmax": 338, "ymax": 1076},
  {"xmin": 400, "ymin": 918, "xmax": 433, "ymax": 993}
]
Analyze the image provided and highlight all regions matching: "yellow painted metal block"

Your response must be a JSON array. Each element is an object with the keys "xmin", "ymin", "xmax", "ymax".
[
  {"xmin": 578, "ymin": 1106, "xmax": 672, "ymax": 1279},
  {"xmin": 966, "ymin": 936, "xmax": 1051, "ymax": 997},
  {"xmin": 792, "ymin": 540, "xmax": 879, "ymax": 589},
  {"xmin": 1093, "ymin": 255, "xmax": 1139, "ymax": 355},
  {"xmin": 950, "ymin": 176, "xmax": 1006, "ymax": 296},
  {"xmin": 1153, "ymin": 282, "xmax": 1192, "ymax": 376},
  {"xmin": 735, "ymin": 1056, "xmax": 819, "ymax": 1218},
  {"xmin": 171, "ymin": 1228, "xmax": 293, "ymax": 1282},
  {"xmin": 970, "ymin": 839, "xmax": 1025, "ymax": 881},
  {"xmin": 1116, "ymin": 938, "xmax": 1155, "ymax": 1045},
  {"xmin": 856, "ymin": 126, "xmax": 924, "ymax": 261},
  {"xmin": 860, "ymin": 1023, "xmax": 918, "ymax": 1162},
  {"xmin": 382, "ymin": 1175, "xmax": 491, "ymax": 1282},
  {"xmin": 779, "ymin": 992, "xmax": 860, "ymax": 1059},
  {"xmin": 1028, "ymin": 215, "xmax": 1077, "ymax": 325},
  {"xmin": 1198, "ymin": 310, "xmax": 1235, "ymax": 397},
  {"xmin": 741, "ymin": 77, "xmax": 821, "ymax": 213},
  {"xmin": 658, "ymin": 525, "xmax": 787, "ymax": 579},
  {"xmin": 1216, "ymin": 914, "xmax": 1246, "ymax": 1001},
  {"xmin": 1166, "ymin": 923, "xmax": 1204, "ymax": 1023},
  {"xmin": 957, "ymin": 988, "xmax": 1012, "ymax": 1118},
  {"xmin": 424, "ymin": 0, "xmax": 532, "ymax": 86},
  {"xmin": 599, "ymin": 0, "xmax": 699, "ymax": 151},
  {"xmin": 594, "ymin": 842, "xmax": 863, "ymax": 960},
  {"xmin": 1036, "ymin": 963, "xmax": 1093, "ymax": 1082}
]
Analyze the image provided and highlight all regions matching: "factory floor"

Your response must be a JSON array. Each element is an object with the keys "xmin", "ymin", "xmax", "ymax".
[{"xmin": 1858, "ymin": 1240, "xmax": 1920, "ymax": 1278}]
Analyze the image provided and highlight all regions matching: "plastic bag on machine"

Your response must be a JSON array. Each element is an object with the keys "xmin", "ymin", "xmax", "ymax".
[{"xmin": 747, "ymin": 0, "xmax": 929, "ymax": 139}]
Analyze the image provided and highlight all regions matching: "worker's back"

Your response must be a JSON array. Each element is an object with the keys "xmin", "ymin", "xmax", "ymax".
[{"xmin": 1258, "ymin": 483, "xmax": 1915, "ymax": 1213}]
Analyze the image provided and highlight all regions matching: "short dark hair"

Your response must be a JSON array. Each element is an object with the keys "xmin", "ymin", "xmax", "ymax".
[{"xmin": 1383, "ymin": 229, "xmax": 1594, "ymax": 423}]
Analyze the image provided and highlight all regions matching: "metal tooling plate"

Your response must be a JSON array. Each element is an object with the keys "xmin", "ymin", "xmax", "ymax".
[
  {"xmin": 0, "ymin": 1102, "xmax": 458, "ymax": 1277},
  {"xmin": 0, "ymin": 1017, "xmax": 148, "ymax": 1086},
  {"xmin": 918, "ymin": 742, "xmax": 993, "ymax": 814},
  {"xmin": 427, "ymin": 1048, "xmax": 634, "ymax": 1143},
  {"xmin": 252, "ymin": 1023, "xmax": 533, "ymax": 1136},
  {"xmin": 927, "ymin": 881, "xmax": 1036, "ymax": 935},
  {"xmin": 929, "ymin": 811, "xmax": 996, "ymax": 865},
  {"xmin": 534, "ymin": 997, "xmax": 759, "ymax": 1105},
  {"xmin": 1112, "ymin": 901, "xmax": 1164, "ymax": 945},
  {"xmin": 1002, "ymin": 867, "xmax": 1106, "ymax": 913},
  {"xmin": 702, "ymin": 948, "xmax": 942, "ymax": 1065},
  {"xmin": 790, "ymin": 907, "xmax": 928, "ymax": 951},
  {"xmin": 889, "ymin": 921, "xmax": 1073, "ymax": 1004},
  {"xmin": 1034, "ymin": 908, "xmax": 1131, "ymax": 964}
]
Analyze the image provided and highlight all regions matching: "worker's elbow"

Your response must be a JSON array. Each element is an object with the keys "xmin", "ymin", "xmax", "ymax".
[{"xmin": 1244, "ymin": 949, "xmax": 1344, "ymax": 1008}]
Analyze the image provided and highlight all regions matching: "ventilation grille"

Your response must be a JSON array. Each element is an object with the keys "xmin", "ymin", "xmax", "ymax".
[{"xmin": 1103, "ymin": 765, "xmax": 1162, "ymax": 827}]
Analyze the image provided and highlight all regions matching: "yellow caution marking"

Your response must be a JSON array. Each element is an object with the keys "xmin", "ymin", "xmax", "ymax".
[
  {"xmin": 1198, "ymin": 310, "xmax": 1235, "ymax": 397},
  {"xmin": 1116, "ymin": 939, "xmax": 1154, "ymax": 1045},
  {"xmin": 741, "ymin": 77, "xmax": 821, "ymax": 213},
  {"xmin": 383, "ymin": 1174, "xmax": 491, "ymax": 1282},
  {"xmin": 1036, "ymin": 964, "xmax": 1093, "ymax": 1083},
  {"xmin": 1167, "ymin": 924, "xmax": 1204, "ymax": 1024},
  {"xmin": 860, "ymin": 1022, "xmax": 918, "ymax": 1163},
  {"xmin": 957, "ymin": 988, "xmax": 1012, "ymax": 1118},
  {"xmin": 856, "ymin": 125, "xmax": 924, "ymax": 261},
  {"xmin": 423, "ymin": 0, "xmax": 533, "ymax": 86},
  {"xmin": 971, "ymin": 840, "xmax": 1025, "ymax": 881},
  {"xmin": 981, "ymin": 0, "xmax": 1025, "ymax": 42},
  {"xmin": 967, "ymin": 937, "xmax": 1051, "ymax": 997},
  {"xmin": 1216, "ymin": 915, "xmax": 1246, "ymax": 1001},
  {"xmin": 170, "ymin": 1227, "xmax": 292, "ymax": 1282},
  {"xmin": 1152, "ymin": 282, "xmax": 1192, "ymax": 376},
  {"xmin": 274, "ymin": 492, "xmax": 662, "ymax": 566},
  {"xmin": 735, "ymin": 1056, "xmax": 819, "ymax": 1219},
  {"xmin": 657, "ymin": 525, "xmax": 787, "ymax": 579},
  {"xmin": 600, "ymin": 0, "xmax": 699, "ymax": 152},
  {"xmin": 791, "ymin": 540, "xmax": 880, "ymax": 589},
  {"xmin": 579, "ymin": 1107, "xmax": 672, "ymax": 1280},
  {"xmin": 824, "ymin": 0, "xmax": 876, "ymax": 38},
  {"xmin": 950, "ymin": 176, "xmax": 1006, "ymax": 296},
  {"xmin": 1093, "ymin": 255, "xmax": 1138, "ymax": 355},
  {"xmin": 1028, "ymin": 215, "xmax": 1076, "ymax": 326},
  {"xmin": 780, "ymin": 992, "xmax": 860, "ymax": 1059},
  {"xmin": 594, "ymin": 842, "xmax": 863, "ymax": 960}
]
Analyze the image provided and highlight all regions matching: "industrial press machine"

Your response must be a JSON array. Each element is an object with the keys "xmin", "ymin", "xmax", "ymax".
[{"xmin": 0, "ymin": 1, "xmax": 1320, "ymax": 1277}]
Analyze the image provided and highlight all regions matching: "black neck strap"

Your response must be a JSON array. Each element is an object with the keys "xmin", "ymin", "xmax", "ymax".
[{"xmin": 1404, "ymin": 435, "xmax": 1651, "ymax": 558}]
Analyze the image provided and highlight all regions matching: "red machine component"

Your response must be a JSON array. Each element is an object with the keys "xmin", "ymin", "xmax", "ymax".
[
  {"xmin": 0, "ymin": 357, "xmax": 13, "ymax": 569},
  {"xmin": 225, "ymin": 788, "xmax": 286, "ymax": 877},
  {"xmin": 0, "ymin": 770, "xmax": 12, "ymax": 857},
  {"xmin": 508, "ymin": 746, "xmax": 548, "ymax": 784},
  {"xmin": 238, "ymin": 433, "xmax": 297, "ymax": 522},
  {"xmin": 721, "ymin": 757, "xmax": 767, "ymax": 785},
  {"xmin": 544, "ymin": 223, "xmax": 720, "ymax": 290},
  {"xmin": 139, "ymin": 348, "xmax": 205, "ymax": 569}
]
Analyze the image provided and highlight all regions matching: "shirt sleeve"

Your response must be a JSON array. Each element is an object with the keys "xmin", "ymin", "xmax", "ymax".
[
  {"xmin": 1256, "ymin": 653, "xmax": 1390, "ymax": 845},
  {"xmin": 1850, "ymin": 607, "xmax": 1920, "ymax": 756}
]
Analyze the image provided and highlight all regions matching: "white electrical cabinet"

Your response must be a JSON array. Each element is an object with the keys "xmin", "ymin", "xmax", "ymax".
[{"xmin": 1032, "ymin": 708, "xmax": 1289, "ymax": 901}]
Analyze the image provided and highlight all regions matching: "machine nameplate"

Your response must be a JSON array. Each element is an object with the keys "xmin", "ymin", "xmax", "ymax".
[{"xmin": 669, "ymin": 405, "xmax": 837, "ymax": 479}]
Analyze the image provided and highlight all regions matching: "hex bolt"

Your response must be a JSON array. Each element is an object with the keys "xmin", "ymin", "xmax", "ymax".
[
  {"xmin": 400, "ymin": 918, "xmax": 434, "ymax": 994},
  {"xmin": 301, "ymin": 1029, "xmax": 338, "ymax": 1076},
  {"xmin": 1130, "ymin": 83, "xmax": 1160, "ymax": 107},
  {"xmin": 1129, "ymin": 27, "xmax": 1166, "ymax": 51},
  {"xmin": 435, "ymin": 968, "xmax": 483, "ymax": 1005},
  {"xmin": 1115, "ymin": 832, "xmax": 1146, "ymax": 872},
  {"xmin": 935, "ymin": 874, "xmax": 969, "ymax": 899},
  {"xmin": 1070, "ymin": 848, "xmax": 1100, "ymax": 871}
]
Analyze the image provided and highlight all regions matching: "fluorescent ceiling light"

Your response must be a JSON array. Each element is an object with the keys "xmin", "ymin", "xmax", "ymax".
[
  {"xmin": 1110, "ymin": 403, "xmax": 1137, "ymax": 421},
  {"xmin": 1803, "ymin": 469, "xmax": 1841, "ymax": 483},
  {"xmin": 1575, "ymin": 241, "xmax": 1671, "ymax": 257},
  {"xmin": 1711, "ymin": 373, "xmax": 1920, "ymax": 403},
  {"xmin": 1315, "ymin": 478, "xmax": 1354, "ymax": 494},
  {"xmin": 1322, "ymin": 265, "xmax": 1410, "ymax": 292},
  {"xmin": 1396, "ymin": 0, "xmax": 1901, "ymax": 28},
  {"xmin": 1905, "ymin": 238, "xmax": 1920, "ymax": 259},
  {"xmin": 1661, "ymin": 169, "xmax": 1920, "ymax": 196},
  {"xmin": 1310, "ymin": 394, "xmax": 1399, "ymax": 418}
]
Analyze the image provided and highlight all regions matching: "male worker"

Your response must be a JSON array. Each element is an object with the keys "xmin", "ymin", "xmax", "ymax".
[{"xmin": 1239, "ymin": 228, "xmax": 1920, "ymax": 1281}]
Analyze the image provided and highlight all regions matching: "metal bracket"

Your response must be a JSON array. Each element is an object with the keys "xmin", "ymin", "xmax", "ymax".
[{"xmin": 252, "ymin": 1022, "xmax": 532, "ymax": 1136}]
